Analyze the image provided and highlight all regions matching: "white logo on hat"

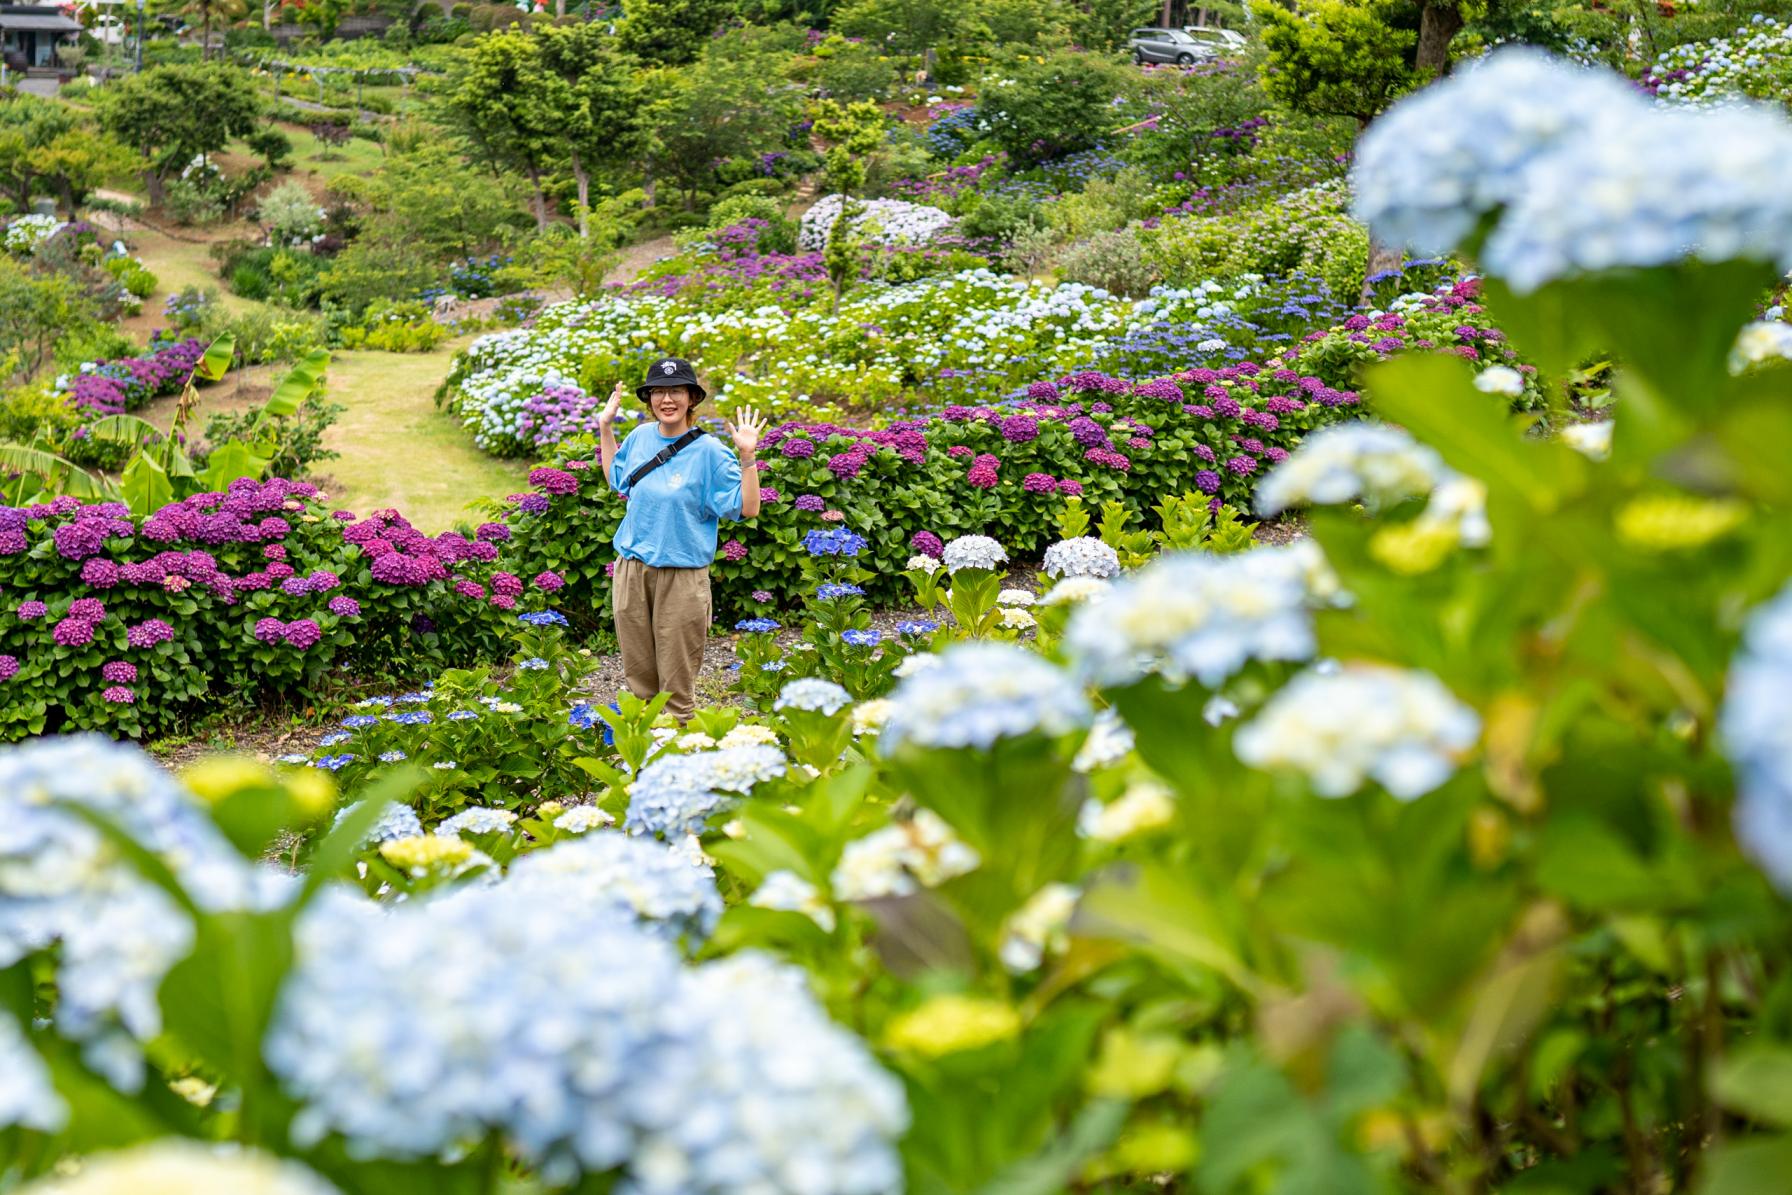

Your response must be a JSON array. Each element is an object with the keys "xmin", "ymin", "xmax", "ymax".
[{"xmin": 660, "ymin": 361, "xmax": 676, "ymax": 374}]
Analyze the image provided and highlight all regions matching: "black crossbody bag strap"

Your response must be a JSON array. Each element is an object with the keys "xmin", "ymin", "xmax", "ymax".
[{"xmin": 624, "ymin": 428, "xmax": 705, "ymax": 490}]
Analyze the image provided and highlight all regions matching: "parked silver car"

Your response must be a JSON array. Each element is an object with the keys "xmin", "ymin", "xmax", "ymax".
[
  {"xmin": 1182, "ymin": 25, "xmax": 1247, "ymax": 54},
  {"xmin": 1127, "ymin": 27, "xmax": 1212, "ymax": 66}
]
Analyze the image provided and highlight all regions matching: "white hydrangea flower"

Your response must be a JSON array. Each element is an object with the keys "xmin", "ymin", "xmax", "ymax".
[
  {"xmin": 892, "ymin": 651, "xmax": 942, "ymax": 678},
  {"xmin": 832, "ymin": 811, "xmax": 980, "ymax": 900},
  {"xmin": 1042, "ymin": 536, "xmax": 1122, "ymax": 579},
  {"xmin": 675, "ymin": 732, "xmax": 717, "ymax": 751},
  {"xmin": 998, "ymin": 587, "xmax": 1037, "ymax": 607},
  {"xmin": 332, "ymin": 800, "xmax": 424, "ymax": 845},
  {"xmin": 997, "ymin": 606, "xmax": 1037, "ymax": 630},
  {"xmin": 1255, "ymin": 422, "xmax": 1449, "ymax": 517},
  {"xmin": 553, "ymin": 805, "xmax": 617, "ymax": 833},
  {"xmin": 905, "ymin": 553, "xmax": 942, "ymax": 572},
  {"xmin": 14, "ymin": 1141, "xmax": 342, "ymax": 1195},
  {"xmin": 850, "ymin": 699, "xmax": 896, "ymax": 736},
  {"xmin": 1473, "ymin": 365, "xmax": 1526, "ymax": 396},
  {"xmin": 799, "ymin": 193, "xmax": 956, "ymax": 250},
  {"xmin": 435, "ymin": 807, "xmax": 519, "ymax": 838},
  {"xmin": 998, "ymin": 883, "xmax": 1079, "ymax": 972},
  {"xmin": 625, "ymin": 746, "xmax": 788, "ymax": 839},
  {"xmin": 1234, "ymin": 665, "xmax": 1482, "ymax": 799},
  {"xmin": 748, "ymin": 870, "xmax": 837, "ymax": 932},
  {"xmin": 1079, "ymin": 779, "xmax": 1177, "ymax": 842},
  {"xmin": 1560, "ymin": 421, "xmax": 1614, "ymax": 459},
  {"xmin": 1731, "ymin": 320, "xmax": 1792, "ymax": 372},
  {"xmin": 774, "ymin": 677, "xmax": 852, "ymax": 715},
  {"xmin": 1040, "ymin": 576, "xmax": 1111, "ymax": 606},
  {"xmin": 718, "ymin": 722, "xmax": 780, "ymax": 749},
  {"xmin": 881, "ymin": 643, "xmax": 1091, "ymax": 751},
  {"xmin": 1065, "ymin": 544, "xmax": 1348, "ymax": 689},
  {"xmin": 940, "ymin": 534, "xmax": 1008, "ymax": 574},
  {"xmin": 1071, "ymin": 708, "xmax": 1135, "ymax": 773}
]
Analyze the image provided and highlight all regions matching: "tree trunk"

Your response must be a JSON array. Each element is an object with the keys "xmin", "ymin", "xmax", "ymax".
[
  {"xmin": 527, "ymin": 169, "xmax": 549, "ymax": 231},
  {"xmin": 569, "ymin": 148, "xmax": 590, "ymax": 239},
  {"xmin": 202, "ymin": 11, "xmax": 212, "ymax": 61},
  {"xmin": 143, "ymin": 166, "xmax": 164, "ymax": 208},
  {"xmin": 1414, "ymin": 2, "xmax": 1465, "ymax": 78},
  {"xmin": 1160, "ymin": 0, "xmax": 1173, "ymax": 27}
]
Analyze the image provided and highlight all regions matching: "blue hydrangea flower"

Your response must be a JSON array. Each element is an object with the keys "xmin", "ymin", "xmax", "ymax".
[
  {"xmin": 842, "ymin": 629, "xmax": 883, "ymax": 648},
  {"xmin": 519, "ymin": 610, "xmax": 570, "ymax": 627},
  {"xmin": 802, "ymin": 527, "xmax": 869, "ymax": 557},
  {"xmin": 389, "ymin": 711, "xmax": 434, "ymax": 726},
  {"xmin": 448, "ymin": 710, "xmax": 480, "ymax": 721},
  {"xmin": 318, "ymin": 732, "xmax": 351, "ymax": 747},
  {"xmin": 517, "ymin": 657, "xmax": 550, "ymax": 670},
  {"xmin": 341, "ymin": 715, "xmax": 380, "ymax": 729},
  {"xmin": 816, "ymin": 583, "xmax": 865, "ymax": 600},
  {"xmin": 896, "ymin": 619, "xmax": 939, "ymax": 637},
  {"xmin": 735, "ymin": 617, "xmax": 781, "ymax": 633},
  {"xmin": 774, "ymin": 677, "xmax": 852, "ymax": 715},
  {"xmin": 881, "ymin": 643, "xmax": 1091, "ymax": 751},
  {"xmin": 316, "ymin": 753, "xmax": 358, "ymax": 771},
  {"xmin": 1723, "ymin": 582, "xmax": 1792, "ymax": 891},
  {"xmin": 761, "ymin": 660, "xmax": 788, "ymax": 672},
  {"xmin": 625, "ymin": 746, "xmax": 787, "ymax": 838},
  {"xmin": 378, "ymin": 750, "xmax": 408, "ymax": 763}
]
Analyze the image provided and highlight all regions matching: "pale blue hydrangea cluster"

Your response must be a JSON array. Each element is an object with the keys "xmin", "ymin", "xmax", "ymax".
[
  {"xmin": 880, "ymin": 642, "xmax": 1092, "ymax": 751},
  {"xmin": 1649, "ymin": 15, "xmax": 1792, "ymax": 106},
  {"xmin": 774, "ymin": 677, "xmax": 853, "ymax": 715},
  {"xmin": 621, "ymin": 952, "xmax": 908, "ymax": 1195},
  {"xmin": 332, "ymin": 800, "xmax": 424, "ymax": 845},
  {"xmin": 1255, "ymin": 423, "xmax": 1449, "ymax": 516},
  {"xmin": 0, "ymin": 735, "xmax": 286, "ymax": 1088},
  {"xmin": 1065, "ymin": 543, "xmax": 1348, "ymax": 689},
  {"xmin": 505, "ymin": 832, "xmax": 722, "ymax": 946},
  {"xmin": 0, "ymin": 1008, "xmax": 66, "ymax": 1133},
  {"xmin": 435, "ymin": 807, "xmax": 520, "ymax": 838},
  {"xmin": 1355, "ymin": 48, "xmax": 1792, "ymax": 291},
  {"xmin": 1072, "ymin": 708, "xmax": 1135, "ymax": 773},
  {"xmin": 267, "ymin": 883, "xmax": 906, "ymax": 1192},
  {"xmin": 1721, "ymin": 583, "xmax": 1792, "ymax": 891},
  {"xmin": 624, "ymin": 745, "xmax": 788, "ymax": 838},
  {"xmin": 1234, "ymin": 665, "xmax": 1482, "ymax": 799}
]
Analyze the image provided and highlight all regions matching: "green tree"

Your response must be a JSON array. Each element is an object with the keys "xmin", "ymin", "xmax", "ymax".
[
  {"xmin": 534, "ymin": 22, "xmax": 645, "ymax": 238},
  {"xmin": 329, "ymin": 142, "xmax": 530, "ymax": 265},
  {"xmin": 437, "ymin": 30, "xmax": 565, "ymax": 231},
  {"xmin": 94, "ymin": 64, "xmax": 260, "ymax": 207},
  {"xmin": 1251, "ymin": 0, "xmax": 1418, "ymax": 130},
  {"xmin": 1061, "ymin": 0, "xmax": 1159, "ymax": 52},
  {"xmin": 834, "ymin": 0, "xmax": 970, "ymax": 56},
  {"xmin": 812, "ymin": 98, "xmax": 886, "ymax": 198},
  {"xmin": 33, "ymin": 126, "xmax": 135, "ymax": 216},
  {"xmin": 171, "ymin": 0, "xmax": 247, "ymax": 60},
  {"xmin": 0, "ymin": 95, "xmax": 73, "ymax": 211},
  {"xmin": 642, "ymin": 38, "xmax": 804, "ymax": 210},
  {"xmin": 616, "ymin": 0, "xmax": 733, "ymax": 66},
  {"xmin": 977, "ymin": 48, "xmax": 1135, "ymax": 167},
  {"xmin": 0, "ymin": 259, "xmax": 101, "ymax": 382}
]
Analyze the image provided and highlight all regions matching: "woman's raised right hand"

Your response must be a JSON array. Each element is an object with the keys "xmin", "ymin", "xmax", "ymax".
[{"xmin": 598, "ymin": 381, "xmax": 627, "ymax": 426}]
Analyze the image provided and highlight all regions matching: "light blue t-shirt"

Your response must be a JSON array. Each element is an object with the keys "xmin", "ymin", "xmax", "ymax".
[{"xmin": 609, "ymin": 424, "xmax": 743, "ymax": 568}]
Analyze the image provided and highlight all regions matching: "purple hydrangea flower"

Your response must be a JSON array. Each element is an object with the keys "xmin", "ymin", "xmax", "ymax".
[
  {"xmin": 284, "ymin": 619, "xmax": 322, "ymax": 649},
  {"xmin": 127, "ymin": 619, "xmax": 173, "ymax": 648},
  {"xmin": 52, "ymin": 618, "xmax": 95, "ymax": 648},
  {"xmin": 911, "ymin": 530, "xmax": 943, "ymax": 557},
  {"xmin": 720, "ymin": 540, "xmax": 748, "ymax": 562},
  {"xmin": 780, "ymin": 438, "xmax": 816, "ymax": 459},
  {"xmin": 101, "ymin": 660, "xmax": 137, "ymax": 683},
  {"xmin": 0, "ymin": 655, "xmax": 17, "ymax": 681},
  {"xmin": 101, "ymin": 685, "xmax": 134, "ymax": 704},
  {"xmin": 533, "ymin": 570, "xmax": 565, "ymax": 591},
  {"xmin": 253, "ymin": 617, "xmax": 285, "ymax": 643},
  {"xmin": 329, "ymin": 596, "xmax": 361, "ymax": 618},
  {"xmin": 794, "ymin": 495, "xmax": 826, "ymax": 512},
  {"xmin": 17, "ymin": 600, "xmax": 46, "ymax": 621},
  {"xmin": 68, "ymin": 598, "xmax": 105, "ymax": 621}
]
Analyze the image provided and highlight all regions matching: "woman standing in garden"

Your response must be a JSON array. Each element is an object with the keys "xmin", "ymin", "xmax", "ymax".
[{"xmin": 597, "ymin": 357, "xmax": 763, "ymax": 720}]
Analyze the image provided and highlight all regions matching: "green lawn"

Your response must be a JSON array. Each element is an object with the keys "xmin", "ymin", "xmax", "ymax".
[
  {"xmin": 315, "ymin": 345, "xmax": 528, "ymax": 532},
  {"xmin": 270, "ymin": 122, "xmax": 389, "ymax": 186}
]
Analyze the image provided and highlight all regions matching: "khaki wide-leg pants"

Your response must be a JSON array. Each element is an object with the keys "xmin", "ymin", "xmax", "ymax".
[{"xmin": 612, "ymin": 557, "xmax": 711, "ymax": 720}]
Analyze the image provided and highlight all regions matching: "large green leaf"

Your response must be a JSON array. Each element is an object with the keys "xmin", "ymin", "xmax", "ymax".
[
  {"xmin": 1710, "ymin": 1045, "xmax": 1792, "ymax": 1129},
  {"xmin": 261, "ymin": 349, "xmax": 331, "ymax": 421},
  {"xmin": 0, "ymin": 442, "xmax": 117, "ymax": 502},
  {"xmin": 198, "ymin": 334, "xmax": 236, "ymax": 382},
  {"xmin": 83, "ymin": 413, "xmax": 164, "ymax": 445},
  {"xmin": 197, "ymin": 439, "xmax": 270, "ymax": 491},
  {"xmin": 119, "ymin": 450, "xmax": 174, "ymax": 518}
]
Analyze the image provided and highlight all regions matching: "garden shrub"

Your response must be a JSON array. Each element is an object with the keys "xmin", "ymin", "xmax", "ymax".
[
  {"xmin": 1056, "ymin": 228, "xmax": 1159, "ymax": 297},
  {"xmin": 258, "ymin": 180, "xmax": 327, "ymax": 246},
  {"xmin": 336, "ymin": 299, "xmax": 449, "ymax": 352},
  {"xmin": 977, "ymin": 49, "xmax": 1135, "ymax": 167},
  {"xmin": 197, "ymin": 393, "xmax": 345, "ymax": 480}
]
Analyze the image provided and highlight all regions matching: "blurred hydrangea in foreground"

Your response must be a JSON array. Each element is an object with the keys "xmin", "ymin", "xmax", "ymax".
[
  {"xmin": 1722, "ymin": 582, "xmax": 1792, "ymax": 891},
  {"xmin": 1354, "ymin": 47, "xmax": 1792, "ymax": 291}
]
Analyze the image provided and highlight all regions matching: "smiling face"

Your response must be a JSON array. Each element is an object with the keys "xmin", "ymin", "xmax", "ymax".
[{"xmin": 644, "ymin": 385, "xmax": 696, "ymax": 430}]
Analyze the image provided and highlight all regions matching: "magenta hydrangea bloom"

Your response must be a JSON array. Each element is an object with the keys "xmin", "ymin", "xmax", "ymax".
[
  {"xmin": 101, "ymin": 660, "xmax": 137, "ymax": 683},
  {"xmin": 751, "ymin": 589, "xmax": 773, "ymax": 603},
  {"xmin": 605, "ymin": 561, "xmax": 618, "ymax": 578},
  {"xmin": 528, "ymin": 466, "xmax": 579, "ymax": 496},
  {"xmin": 1026, "ymin": 381, "xmax": 1059, "ymax": 400},
  {"xmin": 101, "ymin": 685, "xmax": 135, "ymax": 704},
  {"xmin": 967, "ymin": 454, "xmax": 1000, "ymax": 488},
  {"xmin": 52, "ymin": 618, "xmax": 95, "ymax": 648},
  {"xmin": 328, "ymin": 596, "xmax": 361, "ymax": 618},
  {"xmin": 946, "ymin": 445, "xmax": 972, "ymax": 458},
  {"xmin": 1057, "ymin": 479, "xmax": 1084, "ymax": 497},
  {"xmin": 126, "ymin": 619, "xmax": 173, "ymax": 648},
  {"xmin": 793, "ymin": 495, "xmax": 825, "ymax": 512},
  {"xmin": 0, "ymin": 655, "xmax": 17, "ymax": 681},
  {"xmin": 253, "ymin": 617, "xmax": 286, "ymax": 643},
  {"xmin": 476, "ymin": 522, "xmax": 512, "ymax": 543},
  {"xmin": 1022, "ymin": 472, "xmax": 1057, "ymax": 494},
  {"xmin": 999, "ymin": 415, "xmax": 1039, "ymax": 443},
  {"xmin": 284, "ymin": 619, "xmax": 322, "ymax": 649},
  {"xmin": 779, "ymin": 437, "xmax": 815, "ymax": 459},
  {"xmin": 533, "ymin": 570, "xmax": 565, "ymax": 592},
  {"xmin": 68, "ymin": 598, "xmax": 105, "ymax": 621},
  {"xmin": 1194, "ymin": 469, "xmax": 1222, "ymax": 493},
  {"xmin": 17, "ymin": 600, "xmax": 46, "ymax": 621},
  {"xmin": 263, "ymin": 543, "xmax": 287, "ymax": 560},
  {"xmin": 911, "ymin": 530, "xmax": 943, "ymax": 556},
  {"xmin": 456, "ymin": 580, "xmax": 486, "ymax": 600},
  {"xmin": 720, "ymin": 540, "xmax": 748, "ymax": 562},
  {"xmin": 491, "ymin": 572, "xmax": 523, "ymax": 597},
  {"xmin": 281, "ymin": 576, "xmax": 312, "ymax": 596},
  {"xmin": 760, "ymin": 487, "xmax": 781, "ymax": 503},
  {"xmin": 491, "ymin": 593, "xmax": 517, "ymax": 611},
  {"xmin": 80, "ymin": 559, "xmax": 121, "ymax": 588}
]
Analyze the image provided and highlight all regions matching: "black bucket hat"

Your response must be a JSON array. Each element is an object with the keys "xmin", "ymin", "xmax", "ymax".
[{"xmin": 636, "ymin": 357, "xmax": 706, "ymax": 405}]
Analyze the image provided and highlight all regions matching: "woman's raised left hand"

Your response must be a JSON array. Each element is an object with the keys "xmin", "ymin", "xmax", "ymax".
[{"xmin": 725, "ymin": 407, "xmax": 766, "ymax": 458}]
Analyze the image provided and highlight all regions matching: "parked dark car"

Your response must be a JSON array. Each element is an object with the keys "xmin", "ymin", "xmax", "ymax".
[{"xmin": 1127, "ymin": 27, "xmax": 1212, "ymax": 66}]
